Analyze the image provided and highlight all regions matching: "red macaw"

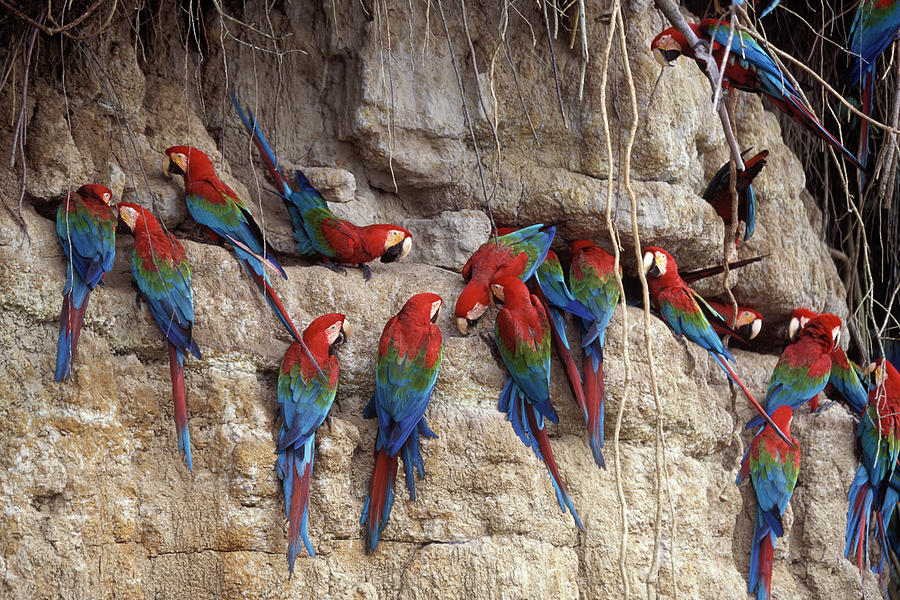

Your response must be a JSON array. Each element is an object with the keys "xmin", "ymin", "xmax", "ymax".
[
  {"xmin": 568, "ymin": 240, "xmax": 620, "ymax": 470},
  {"xmin": 163, "ymin": 145, "xmax": 318, "ymax": 370},
  {"xmin": 702, "ymin": 150, "xmax": 767, "ymax": 250},
  {"xmin": 745, "ymin": 312, "xmax": 840, "ymax": 432},
  {"xmin": 360, "ymin": 293, "xmax": 443, "ymax": 554},
  {"xmin": 651, "ymin": 20, "xmax": 865, "ymax": 170},
  {"xmin": 276, "ymin": 313, "xmax": 346, "ymax": 574},
  {"xmin": 642, "ymin": 246, "xmax": 791, "ymax": 445},
  {"xmin": 707, "ymin": 300, "xmax": 763, "ymax": 342},
  {"xmin": 848, "ymin": 0, "xmax": 900, "ymax": 182},
  {"xmin": 845, "ymin": 359, "xmax": 900, "ymax": 578},
  {"xmin": 118, "ymin": 202, "xmax": 202, "ymax": 470},
  {"xmin": 455, "ymin": 224, "xmax": 554, "ymax": 335},
  {"xmin": 788, "ymin": 308, "xmax": 867, "ymax": 414},
  {"xmin": 232, "ymin": 96, "xmax": 412, "ymax": 280},
  {"xmin": 491, "ymin": 276, "xmax": 582, "ymax": 528},
  {"xmin": 54, "ymin": 184, "xmax": 117, "ymax": 382},
  {"xmin": 736, "ymin": 405, "xmax": 800, "ymax": 600}
]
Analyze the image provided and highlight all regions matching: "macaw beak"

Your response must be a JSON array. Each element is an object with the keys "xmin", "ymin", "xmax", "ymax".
[
  {"xmin": 787, "ymin": 317, "xmax": 801, "ymax": 342},
  {"xmin": 164, "ymin": 153, "xmax": 186, "ymax": 178},
  {"xmin": 456, "ymin": 317, "xmax": 470, "ymax": 335},
  {"xmin": 381, "ymin": 236, "xmax": 412, "ymax": 263},
  {"xmin": 642, "ymin": 252, "xmax": 661, "ymax": 278}
]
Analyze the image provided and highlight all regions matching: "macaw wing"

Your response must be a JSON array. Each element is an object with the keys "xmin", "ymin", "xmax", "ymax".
[
  {"xmin": 495, "ymin": 308, "xmax": 552, "ymax": 416},
  {"xmin": 318, "ymin": 215, "xmax": 366, "ymax": 261},
  {"xmin": 574, "ymin": 271, "xmax": 620, "ymax": 347},
  {"xmin": 848, "ymin": 2, "xmax": 900, "ymax": 83},
  {"xmin": 277, "ymin": 356, "xmax": 338, "ymax": 451},
  {"xmin": 704, "ymin": 22, "xmax": 797, "ymax": 95},
  {"xmin": 828, "ymin": 349, "xmax": 868, "ymax": 413},
  {"xmin": 57, "ymin": 200, "xmax": 116, "ymax": 288},
  {"xmin": 750, "ymin": 443, "xmax": 799, "ymax": 515},
  {"xmin": 535, "ymin": 266, "xmax": 593, "ymax": 321},
  {"xmin": 658, "ymin": 286, "xmax": 731, "ymax": 358},
  {"xmin": 132, "ymin": 238, "xmax": 199, "ymax": 358},
  {"xmin": 763, "ymin": 347, "xmax": 830, "ymax": 412},
  {"xmin": 375, "ymin": 323, "xmax": 443, "ymax": 456},
  {"xmin": 696, "ymin": 298, "xmax": 749, "ymax": 345},
  {"xmin": 512, "ymin": 226, "xmax": 555, "ymax": 282}
]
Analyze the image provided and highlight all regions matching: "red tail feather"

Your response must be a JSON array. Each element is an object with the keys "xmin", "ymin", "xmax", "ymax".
[
  {"xmin": 364, "ymin": 447, "xmax": 398, "ymax": 553},
  {"xmin": 288, "ymin": 458, "xmax": 312, "ymax": 555},
  {"xmin": 720, "ymin": 360, "xmax": 794, "ymax": 448},
  {"xmin": 585, "ymin": 359, "xmax": 603, "ymax": 445},
  {"xmin": 250, "ymin": 271, "xmax": 303, "ymax": 342},
  {"xmin": 252, "ymin": 134, "xmax": 290, "ymax": 193},
  {"xmin": 550, "ymin": 325, "xmax": 587, "ymax": 418},
  {"xmin": 759, "ymin": 534, "xmax": 774, "ymax": 598},
  {"xmin": 168, "ymin": 342, "xmax": 188, "ymax": 440},
  {"xmin": 524, "ymin": 408, "xmax": 571, "ymax": 500}
]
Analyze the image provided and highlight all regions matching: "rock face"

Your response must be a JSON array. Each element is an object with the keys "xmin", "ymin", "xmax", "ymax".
[{"xmin": 0, "ymin": 1, "xmax": 877, "ymax": 599}]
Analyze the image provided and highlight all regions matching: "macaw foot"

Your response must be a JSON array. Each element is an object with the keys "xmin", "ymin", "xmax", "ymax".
[
  {"xmin": 358, "ymin": 264, "xmax": 373, "ymax": 281},
  {"xmin": 318, "ymin": 261, "xmax": 347, "ymax": 275},
  {"xmin": 813, "ymin": 400, "xmax": 836, "ymax": 414},
  {"xmin": 479, "ymin": 332, "xmax": 502, "ymax": 363}
]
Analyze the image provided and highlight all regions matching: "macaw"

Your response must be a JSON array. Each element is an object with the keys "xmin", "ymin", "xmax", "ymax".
[
  {"xmin": 707, "ymin": 300, "xmax": 763, "ymax": 341},
  {"xmin": 276, "ymin": 313, "xmax": 347, "ymax": 574},
  {"xmin": 54, "ymin": 184, "xmax": 117, "ymax": 382},
  {"xmin": 744, "ymin": 312, "xmax": 840, "ymax": 430},
  {"xmin": 532, "ymin": 250, "xmax": 594, "ymax": 419},
  {"xmin": 702, "ymin": 149, "xmax": 768, "ymax": 245},
  {"xmin": 491, "ymin": 276, "xmax": 582, "ymax": 528},
  {"xmin": 651, "ymin": 20, "xmax": 865, "ymax": 171},
  {"xmin": 788, "ymin": 308, "xmax": 868, "ymax": 414},
  {"xmin": 118, "ymin": 202, "xmax": 202, "ymax": 470},
  {"xmin": 567, "ymin": 240, "xmax": 620, "ymax": 469},
  {"xmin": 163, "ymin": 145, "xmax": 316, "ymax": 366},
  {"xmin": 845, "ymin": 359, "xmax": 900, "ymax": 578},
  {"xmin": 736, "ymin": 405, "xmax": 800, "ymax": 600},
  {"xmin": 455, "ymin": 224, "xmax": 554, "ymax": 335},
  {"xmin": 232, "ymin": 97, "xmax": 412, "ymax": 280},
  {"xmin": 847, "ymin": 1, "xmax": 900, "ymax": 182},
  {"xmin": 360, "ymin": 293, "xmax": 443, "ymax": 554},
  {"xmin": 642, "ymin": 246, "xmax": 791, "ymax": 445}
]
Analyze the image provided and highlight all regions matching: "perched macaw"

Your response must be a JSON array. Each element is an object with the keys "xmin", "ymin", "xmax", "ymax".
[
  {"xmin": 276, "ymin": 313, "xmax": 346, "ymax": 574},
  {"xmin": 455, "ymin": 224, "xmax": 554, "ymax": 335},
  {"xmin": 163, "ymin": 145, "xmax": 316, "ymax": 364},
  {"xmin": 360, "ymin": 293, "xmax": 443, "ymax": 554},
  {"xmin": 736, "ymin": 405, "xmax": 800, "ymax": 600},
  {"xmin": 707, "ymin": 300, "xmax": 763, "ymax": 342},
  {"xmin": 788, "ymin": 308, "xmax": 868, "ymax": 414},
  {"xmin": 567, "ymin": 240, "xmax": 620, "ymax": 469},
  {"xmin": 651, "ymin": 20, "xmax": 865, "ymax": 170},
  {"xmin": 642, "ymin": 246, "xmax": 791, "ymax": 445},
  {"xmin": 702, "ymin": 149, "xmax": 768, "ymax": 244},
  {"xmin": 532, "ymin": 250, "xmax": 594, "ymax": 419},
  {"xmin": 845, "ymin": 359, "xmax": 900, "ymax": 578},
  {"xmin": 744, "ymin": 312, "xmax": 840, "ymax": 431},
  {"xmin": 54, "ymin": 184, "xmax": 117, "ymax": 382},
  {"xmin": 118, "ymin": 203, "xmax": 202, "ymax": 470},
  {"xmin": 848, "ymin": 1, "xmax": 900, "ymax": 181},
  {"xmin": 491, "ymin": 276, "xmax": 582, "ymax": 528},
  {"xmin": 232, "ymin": 97, "xmax": 412, "ymax": 280}
]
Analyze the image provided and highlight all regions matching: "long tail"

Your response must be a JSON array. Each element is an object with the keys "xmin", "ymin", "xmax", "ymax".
[
  {"xmin": 277, "ymin": 436, "xmax": 316, "ymax": 576},
  {"xmin": 845, "ymin": 465, "xmax": 873, "ymax": 573},
  {"xmin": 520, "ymin": 393, "xmax": 583, "ymax": 529},
  {"xmin": 231, "ymin": 93, "xmax": 292, "ymax": 196},
  {"xmin": 54, "ymin": 283, "xmax": 90, "ymax": 382},
  {"xmin": 713, "ymin": 354, "xmax": 793, "ymax": 448},
  {"xmin": 546, "ymin": 306, "xmax": 587, "ymax": 418},
  {"xmin": 858, "ymin": 69, "xmax": 873, "ymax": 193},
  {"xmin": 748, "ymin": 505, "xmax": 778, "ymax": 600},
  {"xmin": 400, "ymin": 418, "xmax": 437, "ymax": 501},
  {"xmin": 582, "ymin": 342, "xmax": 605, "ymax": 470},
  {"xmin": 740, "ymin": 151, "xmax": 768, "ymax": 240},
  {"xmin": 360, "ymin": 446, "xmax": 399, "ymax": 554},
  {"xmin": 168, "ymin": 342, "xmax": 192, "ymax": 471}
]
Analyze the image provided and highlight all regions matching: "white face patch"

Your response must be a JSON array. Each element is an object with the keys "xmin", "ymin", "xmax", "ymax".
[
  {"xmin": 326, "ymin": 320, "xmax": 344, "ymax": 345},
  {"xmin": 102, "ymin": 192, "xmax": 111, "ymax": 204},
  {"xmin": 119, "ymin": 206, "xmax": 138, "ymax": 230},
  {"xmin": 654, "ymin": 251, "xmax": 667, "ymax": 276},
  {"xmin": 468, "ymin": 301, "xmax": 489, "ymax": 320},
  {"xmin": 430, "ymin": 299, "xmax": 442, "ymax": 320},
  {"xmin": 831, "ymin": 326, "xmax": 841, "ymax": 350}
]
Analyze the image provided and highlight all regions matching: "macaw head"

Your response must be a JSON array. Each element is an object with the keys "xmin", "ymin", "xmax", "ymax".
[
  {"xmin": 489, "ymin": 275, "xmax": 529, "ymax": 307},
  {"xmin": 376, "ymin": 226, "xmax": 413, "ymax": 263},
  {"xmin": 76, "ymin": 184, "xmax": 113, "ymax": 205},
  {"xmin": 865, "ymin": 359, "xmax": 900, "ymax": 397},
  {"xmin": 117, "ymin": 202, "xmax": 147, "ymax": 232},
  {"xmin": 642, "ymin": 246, "xmax": 677, "ymax": 282},
  {"xmin": 455, "ymin": 282, "xmax": 490, "ymax": 335},
  {"xmin": 770, "ymin": 405, "xmax": 794, "ymax": 438},
  {"xmin": 402, "ymin": 292, "xmax": 443, "ymax": 325},
  {"xmin": 800, "ymin": 313, "xmax": 842, "ymax": 352},
  {"xmin": 164, "ymin": 145, "xmax": 215, "ymax": 180},
  {"xmin": 735, "ymin": 307, "xmax": 763, "ymax": 340},
  {"xmin": 303, "ymin": 313, "xmax": 348, "ymax": 353},
  {"xmin": 651, "ymin": 27, "xmax": 688, "ymax": 67},
  {"xmin": 569, "ymin": 239, "xmax": 595, "ymax": 256},
  {"xmin": 787, "ymin": 307, "xmax": 819, "ymax": 342}
]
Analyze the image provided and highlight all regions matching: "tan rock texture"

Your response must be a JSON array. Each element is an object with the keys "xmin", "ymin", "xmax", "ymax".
[{"xmin": 0, "ymin": 1, "xmax": 877, "ymax": 599}]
